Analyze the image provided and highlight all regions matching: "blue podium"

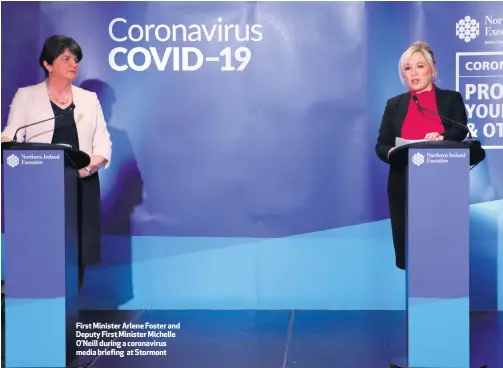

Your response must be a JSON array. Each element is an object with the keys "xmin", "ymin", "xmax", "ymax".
[
  {"xmin": 2, "ymin": 142, "xmax": 90, "ymax": 368},
  {"xmin": 388, "ymin": 140, "xmax": 485, "ymax": 368}
]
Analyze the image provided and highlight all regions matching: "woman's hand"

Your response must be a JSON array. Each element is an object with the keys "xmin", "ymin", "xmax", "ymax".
[
  {"xmin": 425, "ymin": 132, "xmax": 444, "ymax": 141},
  {"xmin": 78, "ymin": 168, "xmax": 91, "ymax": 178},
  {"xmin": 78, "ymin": 162, "xmax": 101, "ymax": 178},
  {"xmin": 1, "ymin": 136, "xmax": 12, "ymax": 143}
]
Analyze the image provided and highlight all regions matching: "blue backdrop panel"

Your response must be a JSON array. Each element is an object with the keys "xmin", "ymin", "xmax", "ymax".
[{"xmin": 1, "ymin": 1, "xmax": 502, "ymax": 311}]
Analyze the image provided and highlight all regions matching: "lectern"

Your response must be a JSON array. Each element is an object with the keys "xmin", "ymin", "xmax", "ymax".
[
  {"xmin": 2, "ymin": 142, "xmax": 89, "ymax": 368},
  {"xmin": 388, "ymin": 140, "xmax": 485, "ymax": 368}
]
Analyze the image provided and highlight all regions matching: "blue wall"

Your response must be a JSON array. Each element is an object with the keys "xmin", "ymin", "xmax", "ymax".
[
  {"xmin": 74, "ymin": 201, "xmax": 502, "ymax": 311},
  {"xmin": 1, "ymin": 1, "xmax": 502, "ymax": 311}
]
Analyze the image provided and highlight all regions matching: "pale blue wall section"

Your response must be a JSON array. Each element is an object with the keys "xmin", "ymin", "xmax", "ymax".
[
  {"xmin": 476, "ymin": 200, "xmax": 503, "ymax": 311},
  {"xmin": 255, "ymin": 222, "xmax": 405, "ymax": 310},
  {"xmin": 82, "ymin": 219, "xmax": 406, "ymax": 310},
  {"xmin": 4, "ymin": 200, "xmax": 502, "ymax": 311},
  {"xmin": 80, "ymin": 201, "xmax": 501, "ymax": 311},
  {"xmin": 469, "ymin": 200, "xmax": 503, "ymax": 311}
]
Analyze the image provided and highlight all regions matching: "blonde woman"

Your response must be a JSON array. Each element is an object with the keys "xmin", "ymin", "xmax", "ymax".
[{"xmin": 375, "ymin": 41, "xmax": 468, "ymax": 270}]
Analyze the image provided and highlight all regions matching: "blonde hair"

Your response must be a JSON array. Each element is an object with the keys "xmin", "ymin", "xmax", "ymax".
[{"xmin": 398, "ymin": 41, "xmax": 438, "ymax": 86}]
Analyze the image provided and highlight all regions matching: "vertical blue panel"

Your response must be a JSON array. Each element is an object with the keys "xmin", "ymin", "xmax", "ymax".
[
  {"xmin": 407, "ymin": 148, "xmax": 470, "ymax": 368},
  {"xmin": 3, "ymin": 149, "xmax": 73, "ymax": 367}
]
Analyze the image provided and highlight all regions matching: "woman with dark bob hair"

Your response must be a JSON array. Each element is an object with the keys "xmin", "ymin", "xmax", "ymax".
[{"xmin": 1, "ymin": 35, "xmax": 112, "ymax": 291}]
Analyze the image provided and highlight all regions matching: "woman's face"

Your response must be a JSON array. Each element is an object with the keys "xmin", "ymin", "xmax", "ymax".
[
  {"xmin": 403, "ymin": 51, "xmax": 433, "ymax": 93},
  {"xmin": 45, "ymin": 49, "xmax": 79, "ymax": 81}
]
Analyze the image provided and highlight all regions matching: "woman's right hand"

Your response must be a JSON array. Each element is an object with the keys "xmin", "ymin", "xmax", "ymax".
[{"xmin": 1, "ymin": 136, "xmax": 12, "ymax": 143}]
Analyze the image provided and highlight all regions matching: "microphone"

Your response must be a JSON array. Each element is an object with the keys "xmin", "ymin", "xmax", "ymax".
[
  {"xmin": 12, "ymin": 104, "xmax": 76, "ymax": 142},
  {"xmin": 412, "ymin": 95, "xmax": 472, "ymax": 140}
]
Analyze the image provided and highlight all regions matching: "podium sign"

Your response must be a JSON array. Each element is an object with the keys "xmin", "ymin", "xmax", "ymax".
[
  {"xmin": 407, "ymin": 148, "xmax": 470, "ymax": 368},
  {"xmin": 3, "ymin": 149, "xmax": 79, "ymax": 367}
]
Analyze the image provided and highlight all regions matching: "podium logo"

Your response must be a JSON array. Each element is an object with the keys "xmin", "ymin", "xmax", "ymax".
[
  {"xmin": 6, "ymin": 154, "xmax": 19, "ymax": 168},
  {"xmin": 456, "ymin": 16, "xmax": 479, "ymax": 43},
  {"xmin": 412, "ymin": 152, "xmax": 425, "ymax": 167}
]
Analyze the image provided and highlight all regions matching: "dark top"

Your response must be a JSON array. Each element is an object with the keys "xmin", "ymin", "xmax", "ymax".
[
  {"xmin": 375, "ymin": 87, "xmax": 468, "ymax": 164},
  {"xmin": 50, "ymin": 102, "xmax": 79, "ymax": 149},
  {"xmin": 50, "ymin": 101, "xmax": 102, "ymax": 267}
]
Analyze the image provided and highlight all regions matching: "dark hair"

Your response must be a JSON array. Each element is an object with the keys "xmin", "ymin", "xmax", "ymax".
[{"xmin": 39, "ymin": 35, "xmax": 83, "ymax": 77}]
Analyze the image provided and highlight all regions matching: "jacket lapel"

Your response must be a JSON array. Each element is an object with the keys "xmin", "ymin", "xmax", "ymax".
[
  {"xmin": 26, "ymin": 82, "xmax": 55, "ymax": 143},
  {"xmin": 435, "ymin": 88, "xmax": 448, "ymax": 126},
  {"xmin": 394, "ymin": 92, "xmax": 410, "ymax": 136},
  {"xmin": 71, "ymin": 84, "xmax": 83, "ymax": 145}
]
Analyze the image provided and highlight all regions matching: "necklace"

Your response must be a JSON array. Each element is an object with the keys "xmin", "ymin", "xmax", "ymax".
[
  {"xmin": 50, "ymin": 91, "xmax": 71, "ymax": 105},
  {"xmin": 53, "ymin": 95, "xmax": 69, "ymax": 105},
  {"xmin": 57, "ymin": 97, "xmax": 69, "ymax": 105},
  {"xmin": 47, "ymin": 84, "xmax": 72, "ymax": 105}
]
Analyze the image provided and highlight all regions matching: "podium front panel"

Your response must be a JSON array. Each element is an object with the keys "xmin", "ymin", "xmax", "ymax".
[
  {"xmin": 3, "ymin": 149, "xmax": 78, "ymax": 367},
  {"xmin": 407, "ymin": 148, "xmax": 470, "ymax": 368}
]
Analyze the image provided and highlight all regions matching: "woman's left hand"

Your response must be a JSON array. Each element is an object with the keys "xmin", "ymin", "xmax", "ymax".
[
  {"xmin": 425, "ymin": 132, "xmax": 444, "ymax": 141},
  {"xmin": 78, "ymin": 168, "xmax": 91, "ymax": 178}
]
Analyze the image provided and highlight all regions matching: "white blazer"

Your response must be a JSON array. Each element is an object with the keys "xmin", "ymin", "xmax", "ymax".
[{"xmin": 2, "ymin": 81, "xmax": 112, "ymax": 167}]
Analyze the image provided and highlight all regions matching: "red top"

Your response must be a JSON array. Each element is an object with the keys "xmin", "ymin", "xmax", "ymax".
[{"xmin": 401, "ymin": 87, "xmax": 444, "ymax": 140}]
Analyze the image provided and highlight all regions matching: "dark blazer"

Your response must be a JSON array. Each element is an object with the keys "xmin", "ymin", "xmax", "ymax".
[{"xmin": 375, "ymin": 87, "xmax": 468, "ymax": 164}]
